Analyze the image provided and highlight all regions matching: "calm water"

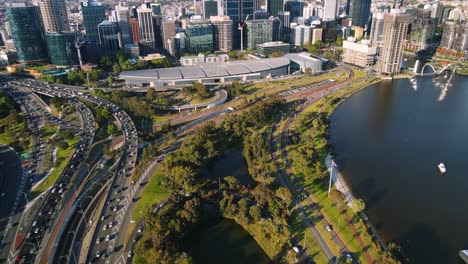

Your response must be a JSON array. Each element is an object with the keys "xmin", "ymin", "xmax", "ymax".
[
  {"xmin": 329, "ymin": 74, "xmax": 468, "ymax": 263},
  {"xmin": 203, "ymin": 148, "xmax": 253, "ymax": 185},
  {"xmin": 186, "ymin": 219, "xmax": 270, "ymax": 264}
]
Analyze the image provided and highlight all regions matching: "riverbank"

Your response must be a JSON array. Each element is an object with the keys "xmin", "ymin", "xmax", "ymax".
[{"xmin": 285, "ymin": 74, "xmax": 402, "ymax": 263}]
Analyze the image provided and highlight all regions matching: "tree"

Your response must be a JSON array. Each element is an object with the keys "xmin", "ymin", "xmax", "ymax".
[
  {"xmin": 352, "ymin": 198, "xmax": 366, "ymax": 213},
  {"xmin": 107, "ymin": 76, "xmax": 115, "ymax": 88},
  {"xmin": 192, "ymin": 82, "xmax": 210, "ymax": 99},
  {"xmin": 107, "ymin": 123, "xmax": 116, "ymax": 135},
  {"xmin": 57, "ymin": 141, "xmax": 68, "ymax": 150},
  {"xmin": 275, "ymin": 187, "xmax": 292, "ymax": 213},
  {"xmin": 147, "ymin": 87, "xmax": 156, "ymax": 99},
  {"xmin": 249, "ymin": 205, "xmax": 262, "ymax": 221},
  {"xmin": 336, "ymin": 37, "xmax": 344, "ymax": 47},
  {"xmin": 269, "ymin": 51, "xmax": 284, "ymax": 58},
  {"xmin": 113, "ymin": 64, "xmax": 121, "ymax": 74}
]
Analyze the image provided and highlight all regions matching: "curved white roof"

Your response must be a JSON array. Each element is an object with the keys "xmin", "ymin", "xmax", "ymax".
[{"xmin": 120, "ymin": 57, "xmax": 290, "ymax": 80}]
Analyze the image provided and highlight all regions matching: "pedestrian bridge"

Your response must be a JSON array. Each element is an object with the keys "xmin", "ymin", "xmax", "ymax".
[{"xmin": 414, "ymin": 60, "xmax": 452, "ymax": 76}]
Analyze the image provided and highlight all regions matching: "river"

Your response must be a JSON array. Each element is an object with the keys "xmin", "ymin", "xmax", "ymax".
[
  {"xmin": 191, "ymin": 149, "xmax": 268, "ymax": 263},
  {"xmin": 329, "ymin": 73, "xmax": 468, "ymax": 263},
  {"xmin": 186, "ymin": 218, "xmax": 271, "ymax": 264}
]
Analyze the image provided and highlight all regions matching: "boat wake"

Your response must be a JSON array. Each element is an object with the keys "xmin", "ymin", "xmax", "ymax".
[{"xmin": 437, "ymin": 73, "xmax": 454, "ymax": 102}]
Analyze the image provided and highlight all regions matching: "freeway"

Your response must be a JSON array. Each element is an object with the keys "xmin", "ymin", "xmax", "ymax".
[
  {"xmin": 0, "ymin": 84, "xmax": 58, "ymax": 264},
  {"xmin": 5, "ymin": 82, "xmax": 97, "ymax": 264}
]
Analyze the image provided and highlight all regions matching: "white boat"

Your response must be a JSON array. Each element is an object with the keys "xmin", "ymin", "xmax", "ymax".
[{"xmin": 438, "ymin": 163, "xmax": 446, "ymax": 174}]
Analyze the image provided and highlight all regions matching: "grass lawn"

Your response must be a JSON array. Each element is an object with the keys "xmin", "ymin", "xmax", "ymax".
[
  {"xmin": 0, "ymin": 121, "xmax": 24, "ymax": 146},
  {"xmin": 151, "ymin": 113, "xmax": 179, "ymax": 124},
  {"xmin": 284, "ymin": 76, "xmax": 385, "ymax": 263},
  {"xmin": 131, "ymin": 170, "xmax": 168, "ymax": 222},
  {"xmin": 289, "ymin": 209, "xmax": 329, "ymax": 263},
  {"xmin": 39, "ymin": 123, "xmax": 58, "ymax": 142},
  {"xmin": 31, "ymin": 136, "xmax": 79, "ymax": 198}
]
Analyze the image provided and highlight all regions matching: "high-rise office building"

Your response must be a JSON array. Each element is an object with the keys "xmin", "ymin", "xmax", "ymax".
[
  {"xmin": 253, "ymin": 0, "xmax": 263, "ymax": 12},
  {"xmin": 245, "ymin": 19, "xmax": 273, "ymax": 49},
  {"xmin": 323, "ymin": 0, "xmax": 339, "ymax": 20},
  {"xmin": 7, "ymin": 4, "xmax": 48, "ymax": 63},
  {"xmin": 46, "ymin": 32, "xmax": 78, "ymax": 65},
  {"xmin": 267, "ymin": 0, "xmax": 283, "ymax": 17},
  {"xmin": 211, "ymin": 15, "xmax": 233, "ymax": 51},
  {"xmin": 253, "ymin": 10, "xmax": 270, "ymax": 20},
  {"xmin": 406, "ymin": 9, "xmax": 436, "ymax": 51},
  {"xmin": 284, "ymin": 1, "xmax": 304, "ymax": 22},
  {"xmin": 350, "ymin": 0, "xmax": 371, "ymax": 27},
  {"xmin": 98, "ymin": 20, "xmax": 121, "ymax": 58},
  {"xmin": 278, "ymin": 11, "xmax": 291, "ymax": 42},
  {"xmin": 137, "ymin": 7, "xmax": 157, "ymax": 52},
  {"xmin": 311, "ymin": 27, "xmax": 322, "ymax": 44},
  {"xmin": 440, "ymin": 21, "xmax": 468, "ymax": 52},
  {"xmin": 303, "ymin": 3, "xmax": 314, "ymax": 18},
  {"xmin": 291, "ymin": 24, "xmax": 311, "ymax": 46},
  {"xmin": 203, "ymin": 0, "xmax": 218, "ymax": 18},
  {"xmin": 270, "ymin": 16, "xmax": 281, "ymax": 41},
  {"xmin": 186, "ymin": 21, "xmax": 214, "ymax": 53},
  {"xmin": 162, "ymin": 20, "xmax": 176, "ymax": 51},
  {"xmin": 115, "ymin": 4, "xmax": 132, "ymax": 45},
  {"xmin": 223, "ymin": 0, "xmax": 254, "ymax": 21},
  {"xmin": 81, "ymin": 1, "xmax": 106, "ymax": 42},
  {"xmin": 151, "ymin": 3, "xmax": 161, "ymax": 15},
  {"xmin": 39, "ymin": 0, "xmax": 70, "ymax": 33},
  {"xmin": 4, "ymin": 22, "xmax": 12, "ymax": 37},
  {"xmin": 378, "ymin": 11, "xmax": 410, "ymax": 74},
  {"xmin": 130, "ymin": 18, "xmax": 140, "ymax": 43},
  {"xmin": 369, "ymin": 12, "xmax": 385, "ymax": 46}
]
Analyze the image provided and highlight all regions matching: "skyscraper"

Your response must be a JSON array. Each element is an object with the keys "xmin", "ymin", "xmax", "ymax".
[
  {"xmin": 267, "ymin": 0, "xmax": 283, "ymax": 17},
  {"xmin": 245, "ymin": 19, "xmax": 273, "ymax": 49},
  {"xmin": 407, "ymin": 9, "xmax": 436, "ymax": 51},
  {"xmin": 351, "ymin": 0, "xmax": 371, "ymax": 27},
  {"xmin": 369, "ymin": 12, "xmax": 385, "ymax": 46},
  {"xmin": 278, "ymin": 11, "xmax": 290, "ymax": 42},
  {"xmin": 378, "ymin": 11, "xmax": 410, "ymax": 74},
  {"xmin": 323, "ymin": 0, "xmax": 339, "ymax": 20},
  {"xmin": 7, "ymin": 4, "xmax": 48, "ymax": 63},
  {"xmin": 98, "ymin": 20, "xmax": 121, "ymax": 58},
  {"xmin": 284, "ymin": 1, "xmax": 304, "ymax": 22},
  {"xmin": 115, "ymin": 4, "xmax": 132, "ymax": 45},
  {"xmin": 162, "ymin": 20, "xmax": 176, "ymax": 51},
  {"xmin": 46, "ymin": 32, "xmax": 78, "ymax": 65},
  {"xmin": 440, "ymin": 21, "xmax": 468, "ymax": 52},
  {"xmin": 223, "ymin": 0, "xmax": 254, "ymax": 21},
  {"xmin": 203, "ymin": 0, "xmax": 218, "ymax": 18},
  {"xmin": 130, "ymin": 18, "xmax": 140, "ymax": 43},
  {"xmin": 137, "ymin": 7, "xmax": 157, "ymax": 53},
  {"xmin": 39, "ymin": 0, "xmax": 70, "ymax": 33},
  {"xmin": 186, "ymin": 21, "xmax": 214, "ymax": 53},
  {"xmin": 81, "ymin": 1, "xmax": 106, "ymax": 42},
  {"xmin": 211, "ymin": 15, "xmax": 233, "ymax": 51}
]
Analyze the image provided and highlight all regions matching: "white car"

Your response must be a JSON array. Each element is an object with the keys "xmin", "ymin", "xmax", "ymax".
[
  {"xmin": 96, "ymin": 238, "xmax": 100, "ymax": 244},
  {"xmin": 105, "ymin": 235, "xmax": 110, "ymax": 241},
  {"xmin": 325, "ymin": 225, "xmax": 333, "ymax": 232},
  {"xmin": 127, "ymin": 251, "xmax": 133, "ymax": 258},
  {"xmin": 103, "ymin": 225, "xmax": 107, "ymax": 231}
]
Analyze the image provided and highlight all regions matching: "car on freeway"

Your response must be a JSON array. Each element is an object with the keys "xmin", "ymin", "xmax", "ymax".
[
  {"xmin": 96, "ymin": 238, "xmax": 100, "ymax": 244},
  {"xmin": 137, "ymin": 227, "xmax": 143, "ymax": 233},
  {"xmin": 128, "ymin": 251, "xmax": 133, "ymax": 258},
  {"xmin": 105, "ymin": 235, "xmax": 110, "ymax": 242}
]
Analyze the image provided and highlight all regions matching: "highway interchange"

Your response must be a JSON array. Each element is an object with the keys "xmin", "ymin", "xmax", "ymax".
[{"xmin": 0, "ymin": 67, "xmax": 357, "ymax": 264}]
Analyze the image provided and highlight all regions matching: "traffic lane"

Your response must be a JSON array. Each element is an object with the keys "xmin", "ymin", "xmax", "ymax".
[{"xmin": 17, "ymin": 106, "xmax": 95, "ymax": 262}]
